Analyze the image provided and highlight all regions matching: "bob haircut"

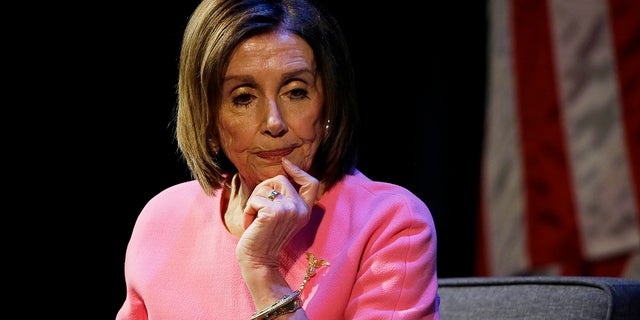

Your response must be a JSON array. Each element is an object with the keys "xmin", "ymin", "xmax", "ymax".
[{"xmin": 175, "ymin": 0, "xmax": 359, "ymax": 195}]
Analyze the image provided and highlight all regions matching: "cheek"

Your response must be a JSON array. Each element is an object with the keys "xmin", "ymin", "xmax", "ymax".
[
  {"xmin": 217, "ymin": 117, "xmax": 253, "ymax": 151},
  {"xmin": 289, "ymin": 118, "xmax": 323, "ymax": 145},
  {"xmin": 302, "ymin": 120, "xmax": 322, "ymax": 138},
  {"xmin": 293, "ymin": 118, "xmax": 324, "ymax": 161},
  {"xmin": 293, "ymin": 110, "xmax": 323, "ymax": 138}
]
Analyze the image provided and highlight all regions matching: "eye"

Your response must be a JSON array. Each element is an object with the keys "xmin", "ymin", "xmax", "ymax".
[
  {"xmin": 231, "ymin": 93, "xmax": 254, "ymax": 107},
  {"xmin": 288, "ymin": 88, "xmax": 310, "ymax": 100}
]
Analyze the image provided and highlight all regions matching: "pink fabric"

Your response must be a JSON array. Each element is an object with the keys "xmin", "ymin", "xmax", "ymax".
[{"xmin": 116, "ymin": 170, "xmax": 440, "ymax": 319}]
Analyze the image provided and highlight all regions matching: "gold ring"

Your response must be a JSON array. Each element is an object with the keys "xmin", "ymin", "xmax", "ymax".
[{"xmin": 268, "ymin": 190, "xmax": 279, "ymax": 200}]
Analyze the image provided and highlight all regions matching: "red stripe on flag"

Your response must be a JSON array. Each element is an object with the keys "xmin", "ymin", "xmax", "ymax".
[
  {"xmin": 609, "ymin": 0, "xmax": 640, "ymax": 222},
  {"xmin": 511, "ymin": 0, "xmax": 583, "ymax": 273}
]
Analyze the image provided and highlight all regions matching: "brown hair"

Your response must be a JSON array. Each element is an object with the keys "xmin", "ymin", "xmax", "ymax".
[{"xmin": 175, "ymin": 0, "xmax": 359, "ymax": 195}]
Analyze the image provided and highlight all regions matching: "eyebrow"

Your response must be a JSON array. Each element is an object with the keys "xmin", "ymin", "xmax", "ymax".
[
  {"xmin": 224, "ymin": 67, "xmax": 317, "ymax": 83},
  {"xmin": 280, "ymin": 67, "xmax": 316, "ymax": 80}
]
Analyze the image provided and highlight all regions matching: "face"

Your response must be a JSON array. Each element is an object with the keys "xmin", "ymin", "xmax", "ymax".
[{"xmin": 217, "ymin": 30, "xmax": 324, "ymax": 190}]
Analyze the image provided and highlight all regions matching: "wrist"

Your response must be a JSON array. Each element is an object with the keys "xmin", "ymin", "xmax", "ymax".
[
  {"xmin": 250, "ymin": 290, "xmax": 302, "ymax": 320},
  {"xmin": 240, "ymin": 265, "xmax": 292, "ymax": 310}
]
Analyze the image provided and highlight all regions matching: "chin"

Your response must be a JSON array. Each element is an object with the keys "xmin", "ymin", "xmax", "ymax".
[{"xmin": 256, "ymin": 167, "xmax": 286, "ymax": 181}]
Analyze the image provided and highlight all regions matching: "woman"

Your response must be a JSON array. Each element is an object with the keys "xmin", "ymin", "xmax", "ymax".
[{"xmin": 116, "ymin": 0, "xmax": 440, "ymax": 319}]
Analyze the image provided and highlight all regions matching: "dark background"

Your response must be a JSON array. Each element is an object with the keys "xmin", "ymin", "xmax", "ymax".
[{"xmin": 34, "ymin": 0, "xmax": 486, "ymax": 317}]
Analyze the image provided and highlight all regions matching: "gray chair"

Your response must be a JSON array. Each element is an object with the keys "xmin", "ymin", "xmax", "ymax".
[{"xmin": 438, "ymin": 276, "xmax": 640, "ymax": 320}]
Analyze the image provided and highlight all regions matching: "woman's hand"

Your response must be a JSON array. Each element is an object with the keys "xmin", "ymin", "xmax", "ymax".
[{"xmin": 236, "ymin": 157, "xmax": 319, "ymax": 268}]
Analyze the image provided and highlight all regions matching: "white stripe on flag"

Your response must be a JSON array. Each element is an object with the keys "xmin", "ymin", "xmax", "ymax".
[
  {"xmin": 484, "ymin": 0, "xmax": 528, "ymax": 276},
  {"xmin": 548, "ymin": 0, "xmax": 640, "ymax": 260}
]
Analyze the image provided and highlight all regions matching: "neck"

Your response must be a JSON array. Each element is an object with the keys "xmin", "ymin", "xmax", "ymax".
[{"xmin": 223, "ymin": 173, "xmax": 248, "ymax": 237}]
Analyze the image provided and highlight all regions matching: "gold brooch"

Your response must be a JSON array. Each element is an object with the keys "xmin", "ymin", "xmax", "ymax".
[{"xmin": 298, "ymin": 252, "xmax": 330, "ymax": 291}]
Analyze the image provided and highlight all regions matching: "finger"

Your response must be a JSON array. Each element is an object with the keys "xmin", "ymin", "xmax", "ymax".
[
  {"xmin": 281, "ymin": 157, "xmax": 319, "ymax": 209},
  {"xmin": 242, "ymin": 191, "xmax": 274, "ymax": 229},
  {"xmin": 242, "ymin": 184, "xmax": 289, "ymax": 228},
  {"xmin": 242, "ymin": 195, "xmax": 271, "ymax": 229},
  {"xmin": 243, "ymin": 209, "xmax": 255, "ymax": 230}
]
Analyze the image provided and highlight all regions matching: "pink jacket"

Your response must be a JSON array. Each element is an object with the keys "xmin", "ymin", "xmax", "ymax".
[{"xmin": 117, "ymin": 170, "xmax": 440, "ymax": 319}]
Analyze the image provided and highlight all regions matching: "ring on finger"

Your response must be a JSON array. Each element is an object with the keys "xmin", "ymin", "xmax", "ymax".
[{"xmin": 268, "ymin": 190, "xmax": 279, "ymax": 200}]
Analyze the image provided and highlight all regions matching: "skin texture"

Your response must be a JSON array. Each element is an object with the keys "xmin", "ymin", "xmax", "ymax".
[
  {"xmin": 219, "ymin": 30, "xmax": 322, "ymax": 316},
  {"xmin": 218, "ymin": 30, "xmax": 324, "ymax": 193}
]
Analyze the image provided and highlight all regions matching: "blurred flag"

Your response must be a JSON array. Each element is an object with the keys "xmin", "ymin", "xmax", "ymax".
[{"xmin": 477, "ymin": 0, "xmax": 640, "ymax": 278}]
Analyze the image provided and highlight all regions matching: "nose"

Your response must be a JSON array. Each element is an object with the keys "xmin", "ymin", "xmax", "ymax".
[{"xmin": 263, "ymin": 99, "xmax": 287, "ymax": 137}]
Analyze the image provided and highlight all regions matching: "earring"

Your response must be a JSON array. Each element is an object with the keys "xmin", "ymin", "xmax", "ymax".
[{"xmin": 208, "ymin": 138, "xmax": 219, "ymax": 155}]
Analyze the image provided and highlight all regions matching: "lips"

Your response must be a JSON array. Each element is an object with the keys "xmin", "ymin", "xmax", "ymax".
[{"xmin": 256, "ymin": 147, "xmax": 294, "ymax": 159}]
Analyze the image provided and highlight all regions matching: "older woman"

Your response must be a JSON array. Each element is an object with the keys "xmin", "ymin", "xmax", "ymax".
[{"xmin": 116, "ymin": 0, "xmax": 439, "ymax": 319}]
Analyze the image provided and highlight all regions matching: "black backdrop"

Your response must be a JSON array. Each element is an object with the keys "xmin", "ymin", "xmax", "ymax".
[{"xmin": 51, "ymin": 0, "xmax": 487, "ymax": 317}]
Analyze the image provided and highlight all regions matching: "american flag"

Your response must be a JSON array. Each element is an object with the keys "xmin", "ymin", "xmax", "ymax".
[{"xmin": 476, "ymin": 0, "xmax": 640, "ymax": 278}]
